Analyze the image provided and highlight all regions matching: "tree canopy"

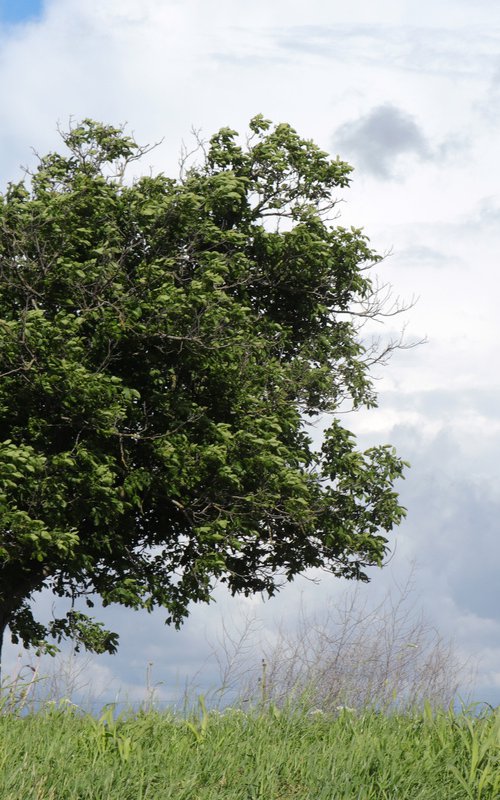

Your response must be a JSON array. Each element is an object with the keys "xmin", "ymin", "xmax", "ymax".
[{"xmin": 0, "ymin": 116, "xmax": 407, "ymax": 660}]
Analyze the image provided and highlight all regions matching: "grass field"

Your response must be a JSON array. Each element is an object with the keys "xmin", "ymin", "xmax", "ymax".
[{"xmin": 1, "ymin": 700, "xmax": 500, "ymax": 799}]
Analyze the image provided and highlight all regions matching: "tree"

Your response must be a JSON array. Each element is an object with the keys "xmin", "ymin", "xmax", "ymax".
[{"xmin": 0, "ymin": 116, "xmax": 407, "ymax": 668}]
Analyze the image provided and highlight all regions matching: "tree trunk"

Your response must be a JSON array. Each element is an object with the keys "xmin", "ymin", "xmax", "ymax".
[
  {"xmin": 0, "ymin": 605, "xmax": 17, "ymax": 690},
  {"xmin": 0, "ymin": 617, "xmax": 6, "ymax": 689}
]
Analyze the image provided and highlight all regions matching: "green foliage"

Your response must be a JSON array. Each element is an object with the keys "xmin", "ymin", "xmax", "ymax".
[{"xmin": 0, "ymin": 117, "xmax": 407, "ymax": 656}]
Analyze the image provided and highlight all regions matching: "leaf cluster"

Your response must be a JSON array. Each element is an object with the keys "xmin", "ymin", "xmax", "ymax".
[{"xmin": 0, "ymin": 117, "xmax": 407, "ymax": 654}]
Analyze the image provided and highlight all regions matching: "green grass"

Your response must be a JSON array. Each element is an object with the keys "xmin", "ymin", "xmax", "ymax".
[{"xmin": 1, "ymin": 701, "xmax": 500, "ymax": 799}]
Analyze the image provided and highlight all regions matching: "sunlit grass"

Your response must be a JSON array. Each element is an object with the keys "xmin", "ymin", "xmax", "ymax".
[{"xmin": 1, "ymin": 699, "xmax": 500, "ymax": 799}]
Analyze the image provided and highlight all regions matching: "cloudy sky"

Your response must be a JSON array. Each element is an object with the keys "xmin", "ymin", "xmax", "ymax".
[{"xmin": 1, "ymin": 0, "xmax": 500, "ymax": 709}]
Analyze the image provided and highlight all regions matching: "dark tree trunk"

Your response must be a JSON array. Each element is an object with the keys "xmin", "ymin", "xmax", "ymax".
[
  {"xmin": 0, "ymin": 617, "xmax": 6, "ymax": 689},
  {"xmin": 0, "ymin": 566, "xmax": 50, "ymax": 689}
]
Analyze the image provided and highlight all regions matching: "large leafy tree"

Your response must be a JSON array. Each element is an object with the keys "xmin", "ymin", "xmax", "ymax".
[{"xmin": 0, "ymin": 116, "xmax": 407, "ymax": 665}]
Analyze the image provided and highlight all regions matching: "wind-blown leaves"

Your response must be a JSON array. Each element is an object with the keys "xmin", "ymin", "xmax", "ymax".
[{"xmin": 0, "ymin": 118, "xmax": 407, "ymax": 656}]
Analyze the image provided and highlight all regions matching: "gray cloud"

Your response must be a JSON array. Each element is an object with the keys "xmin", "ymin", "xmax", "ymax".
[
  {"xmin": 390, "ymin": 425, "xmax": 500, "ymax": 628},
  {"xmin": 381, "ymin": 387, "xmax": 500, "ymax": 420},
  {"xmin": 274, "ymin": 25, "xmax": 500, "ymax": 80},
  {"xmin": 478, "ymin": 57, "xmax": 500, "ymax": 121},
  {"xmin": 395, "ymin": 245, "xmax": 455, "ymax": 268},
  {"xmin": 477, "ymin": 197, "xmax": 500, "ymax": 228},
  {"xmin": 334, "ymin": 104, "xmax": 432, "ymax": 179}
]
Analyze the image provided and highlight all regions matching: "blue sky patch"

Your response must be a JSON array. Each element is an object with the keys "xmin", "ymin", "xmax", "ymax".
[{"xmin": 0, "ymin": 0, "xmax": 44, "ymax": 25}]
